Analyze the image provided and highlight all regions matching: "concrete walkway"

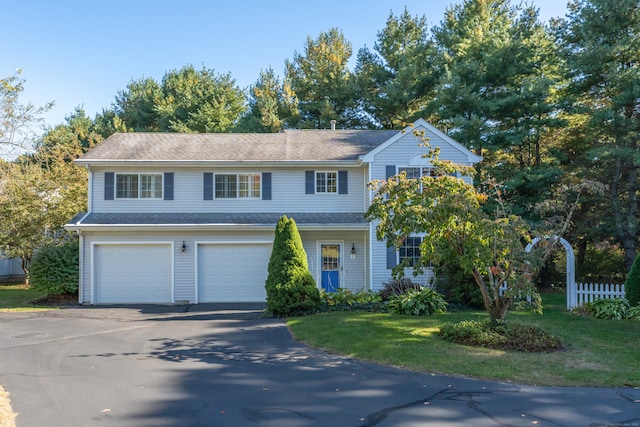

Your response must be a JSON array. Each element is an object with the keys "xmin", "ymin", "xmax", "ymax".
[{"xmin": 0, "ymin": 304, "xmax": 639, "ymax": 426}]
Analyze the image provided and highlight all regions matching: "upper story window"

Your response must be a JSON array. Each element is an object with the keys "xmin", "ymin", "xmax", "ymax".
[
  {"xmin": 116, "ymin": 173, "xmax": 162, "ymax": 199},
  {"xmin": 316, "ymin": 171, "xmax": 337, "ymax": 193},
  {"xmin": 305, "ymin": 170, "xmax": 347, "ymax": 195},
  {"xmin": 215, "ymin": 173, "xmax": 260, "ymax": 199},
  {"xmin": 398, "ymin": 166, "xmax": 435, "ymax": 179}
]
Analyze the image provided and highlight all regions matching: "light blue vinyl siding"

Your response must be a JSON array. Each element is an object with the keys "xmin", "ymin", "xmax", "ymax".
[
  {"xmin": 367, "ymin": 126, "xmax": 473, "ymax": 290},
  {"xmin": 92, "ymin": 167, "xmax": 366, "ymax": 214}
]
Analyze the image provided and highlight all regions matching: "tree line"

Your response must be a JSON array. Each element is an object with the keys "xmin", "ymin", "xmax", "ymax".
[{"xmin": 1, "ymin": 0, "xmax": 638, "ymax": 285}]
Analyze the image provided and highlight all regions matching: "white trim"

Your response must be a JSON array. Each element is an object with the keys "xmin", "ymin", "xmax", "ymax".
[
  {"xmin": 86, "ymin": 165, "xmax": 93, "ymax": 213},
  {"xmin": 194, "ymin": 240, "xmax": 273, "ymax": 304},
  {"xmin": 316, "ymin": 240, "xmax": 344, "ymax": 291},
  {"xmin": 90, "ymin": 241, "xmax": 174, "ymax": 304},
  {"xmin": 68, "ymin": 223, "xmax": 369, "ymax": 232},
  {"xmin": 77, "ymin": 160, "xmax": 361, "ymax": 168},
  {"xmin": 78, "ymin": 233, "xmax": 84, "ymax": 304}
]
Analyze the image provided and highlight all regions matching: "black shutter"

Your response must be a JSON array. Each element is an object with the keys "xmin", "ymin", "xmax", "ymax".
[
  {"xmin": 338, "ymin": 170, "xmax": 348, "ymax": 194},
  {"xmin": 104, "ymin": 172, "xmax": 114, "ymax": 200},
  {"xmin": 163, "ymin": 172, "xmax": 174, "ymax": 200},
  {"xmin": 204, "ymin": 173, "xmax": 213, "ymax": 200},
  {"xmin": 305, "ymin": 171, "xmax": 315, "ymax": 194},
  {"xmin": 386, "ymin": 244, "xmax": 397, "ymax": 269},
  {"xmin": 262, "ymin": 172, "xmax": 272, "ymax": 200},
  {"xmin": 385, "ymin": 165, "xmax": 396, "ymax": 179}
]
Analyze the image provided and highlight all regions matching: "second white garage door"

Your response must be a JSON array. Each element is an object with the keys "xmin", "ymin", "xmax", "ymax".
[{"xmin": 197, "ymin": 243, "xmax": 272, "ymax": 302}]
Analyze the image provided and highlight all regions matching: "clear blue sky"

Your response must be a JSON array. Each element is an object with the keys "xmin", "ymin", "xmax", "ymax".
[{"xmin": 5, "ymin": 0, "xmax": 569, "ymax": 129}]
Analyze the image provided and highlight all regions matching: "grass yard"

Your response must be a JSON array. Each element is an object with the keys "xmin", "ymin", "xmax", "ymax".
[
  {"xmin": 0, "ymin": 283, "xmax": 56, "ymax": 312},
  {"xmin": 288, "ymin": 293, "xmax": 640, "ymax": 387}
]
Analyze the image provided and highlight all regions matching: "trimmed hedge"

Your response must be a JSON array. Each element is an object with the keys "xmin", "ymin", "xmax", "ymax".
[{"xmin": 265, "ymin": 216, "xmax": 320, "ymax": 317}]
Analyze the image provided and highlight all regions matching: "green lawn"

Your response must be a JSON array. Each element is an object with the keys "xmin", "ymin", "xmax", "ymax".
[
  {"xmin": 0, "ymin": 283, "xmax": 55, "ymax": 312},
  {"xmin": 287, "ymin": 293, "xmax": 640, "ymax": 387}
]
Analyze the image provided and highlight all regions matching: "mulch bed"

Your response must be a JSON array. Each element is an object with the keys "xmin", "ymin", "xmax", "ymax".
[{"xmin": 31, "ymin": 293, "xmax": 79, "ymax": 306}]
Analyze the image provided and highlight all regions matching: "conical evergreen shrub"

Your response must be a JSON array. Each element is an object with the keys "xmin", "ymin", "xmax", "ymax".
[
  {"xmin": 265, "ymin": 216, "xmax": 320, "ymax": 317},
  {"xmin": 624, "ymin": 254, "xmax": 640, "ymax": 306}
]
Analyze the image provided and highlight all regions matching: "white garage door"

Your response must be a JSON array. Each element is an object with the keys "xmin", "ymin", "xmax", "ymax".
[
  {"xmin": 94, "ymin": 244, "xmax": 172, "ymax": 304},
  {"xmin": 197, "ymin": 243, "xmax": 272, "ymax": 302}
]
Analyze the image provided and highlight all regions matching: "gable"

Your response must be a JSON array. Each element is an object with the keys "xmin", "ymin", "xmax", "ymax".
[{"xmin": 360, "ymin": 119, "xmax": 482, "ymax": 165}]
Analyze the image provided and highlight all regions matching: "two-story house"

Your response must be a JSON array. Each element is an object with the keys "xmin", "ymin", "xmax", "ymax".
[{"xmin": 65, "ymin": 119, "xmax": 481, "ymax": 304}]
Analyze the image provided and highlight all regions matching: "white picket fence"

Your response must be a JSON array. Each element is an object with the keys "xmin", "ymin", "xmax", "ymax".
[
  {"xmin": 575, "ymin": 283, "xmax": 625, "ymax": 307},
  {"xmin": 499, "ymin": 282, "xmax": 626, "ymax": 309}
]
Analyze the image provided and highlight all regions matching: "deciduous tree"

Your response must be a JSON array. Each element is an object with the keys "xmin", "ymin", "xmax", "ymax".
[
  {"xmin": 0, "ymin": 70, "xmax": 53, "ymax": 158},
  {"xmin": 366, "ymin": 136, "xmax": 537, "ymax": 322},
  {"xmin": 0, "ymin": 109, "xmax": 96, "ymax": 281}
]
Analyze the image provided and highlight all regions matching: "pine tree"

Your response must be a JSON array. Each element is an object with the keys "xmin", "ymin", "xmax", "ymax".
[
  {"xmin": 285, "ymin": 28, "xmax": 361, "ymax": 129},
  {"xmin": 558, "ymin": 0, "xmax": 640, "ymax": 271},
  {"xmin": 265, "ymin": 216, "xmax": 320, "ymax": 316}
]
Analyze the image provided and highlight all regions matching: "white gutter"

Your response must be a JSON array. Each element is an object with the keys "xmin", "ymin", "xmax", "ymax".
[
  {"xmin": 74, "ymin": 160, "xmax": 363, "ymax": 168},
  {"xmin": 64, "ymin": 223, "xmax": 370, "ymax": 232},
  {"xmin": 367, "ymin": 161, "xmax": 374, "ymax": 291}
]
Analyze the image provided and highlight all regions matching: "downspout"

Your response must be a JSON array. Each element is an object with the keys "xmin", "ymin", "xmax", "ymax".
[
  {"xmin": 77, "ymin": 231, "xmax": 83, "ymax": 304},
  {"xmin": 86, "ymin": 165, "xmax": 93, "ymax": 213},
  {"xmin": 366, "ymin": 163, "xmax": 374, "ymax": 291},
  {"xmin": 77, "ymin": 164, "xmax": 91, "ymax": 304}
]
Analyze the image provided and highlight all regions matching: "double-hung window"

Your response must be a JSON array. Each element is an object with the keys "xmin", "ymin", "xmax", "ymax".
[
  {"xmin": 316, "ymin": 171, "xmax": 337, "ymax": 193},
  {"xmin": 398, "ymin": 167, "xmax": 435, "ymax": 179},
  {"xmin": 399, "ymin": 236, "xmax": 422, "ymax": 268},
  {"xmin": 215, "ymin": 173, "xmax": 260, "ymax": 199},
  {"xmin": 116, "ymin": 173, "xmax": 162, "ymax": 199}
]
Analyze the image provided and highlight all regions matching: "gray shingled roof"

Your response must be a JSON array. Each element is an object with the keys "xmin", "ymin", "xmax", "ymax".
[
  {"xmin": 69, "ymin": 212, "xmax": 368, "ymax": 227},
  {"xmin": 78, "ymin": 130, "xmax": 399, "ymax": 163}
]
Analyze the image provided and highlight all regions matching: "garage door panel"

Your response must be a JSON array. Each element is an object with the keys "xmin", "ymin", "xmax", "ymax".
[
  {"xmin": 94, "ymin": 244, "xmax": 172, "ymax": 304},
  {"xmin": 198, "ymin": 244, "xmax": 271, "ymax": 302}
]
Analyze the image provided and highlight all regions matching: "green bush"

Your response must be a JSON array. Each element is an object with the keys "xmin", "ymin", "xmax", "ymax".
[
  {"xmin": 436, "ymin": 267, "xmax": 484, "ymax": 308},
  {"xmin": 319, "ymin": 288, "xmax": 385, "ymax": 312},
  {"xmin": 267, "ymin": 270, "xmax": 321, "ymax": 317},
  {"xmin": 626, "ymin": 305, "xmax": 640, "ymax": 320},
  {"xmin": 624, "ymin": 254, "xmax": 640, "ymax": 306},
  {"xmin": 265, "ymin": 216, "xmax": 320, "ymax": 317},
  {"xmin": 438, "ymin": 320, "xmax": 564, "ymax": 352},
  {"xmin": 29, "ymin": 241, "xmax": 79, "ymax": 295},
  {"xmin": 585, "ymin": 298, "xmax": 630, "ymax": 320},
  {"xmin": 386, "ymin": 287, "xmax": 447, "ymax": 316}
]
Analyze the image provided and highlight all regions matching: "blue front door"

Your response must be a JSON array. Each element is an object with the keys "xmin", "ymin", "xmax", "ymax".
[{"xmin": 321, "ymin": 244, "xmax": 340, "ymax": 292}]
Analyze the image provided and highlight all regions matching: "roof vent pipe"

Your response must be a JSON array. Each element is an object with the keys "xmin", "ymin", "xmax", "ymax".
[{"xmin": 330, "ymin": 120, "xmax": 336, "ymax": 130}]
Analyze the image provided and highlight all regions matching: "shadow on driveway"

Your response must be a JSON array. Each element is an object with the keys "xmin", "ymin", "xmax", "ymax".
[{"xmin": 1, "ymin": 304, "xmax": 639, "ymax": 427}]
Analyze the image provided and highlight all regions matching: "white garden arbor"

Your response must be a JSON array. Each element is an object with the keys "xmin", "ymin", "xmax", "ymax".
[{"xmin": 525, "ymin": 236, "xmax": 576, "ymax": 309}]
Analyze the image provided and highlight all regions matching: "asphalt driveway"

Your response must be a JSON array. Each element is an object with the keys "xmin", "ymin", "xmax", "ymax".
[{"xmin": 0, "ymin": 304, "xmax": 639, "ymax": 427}]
